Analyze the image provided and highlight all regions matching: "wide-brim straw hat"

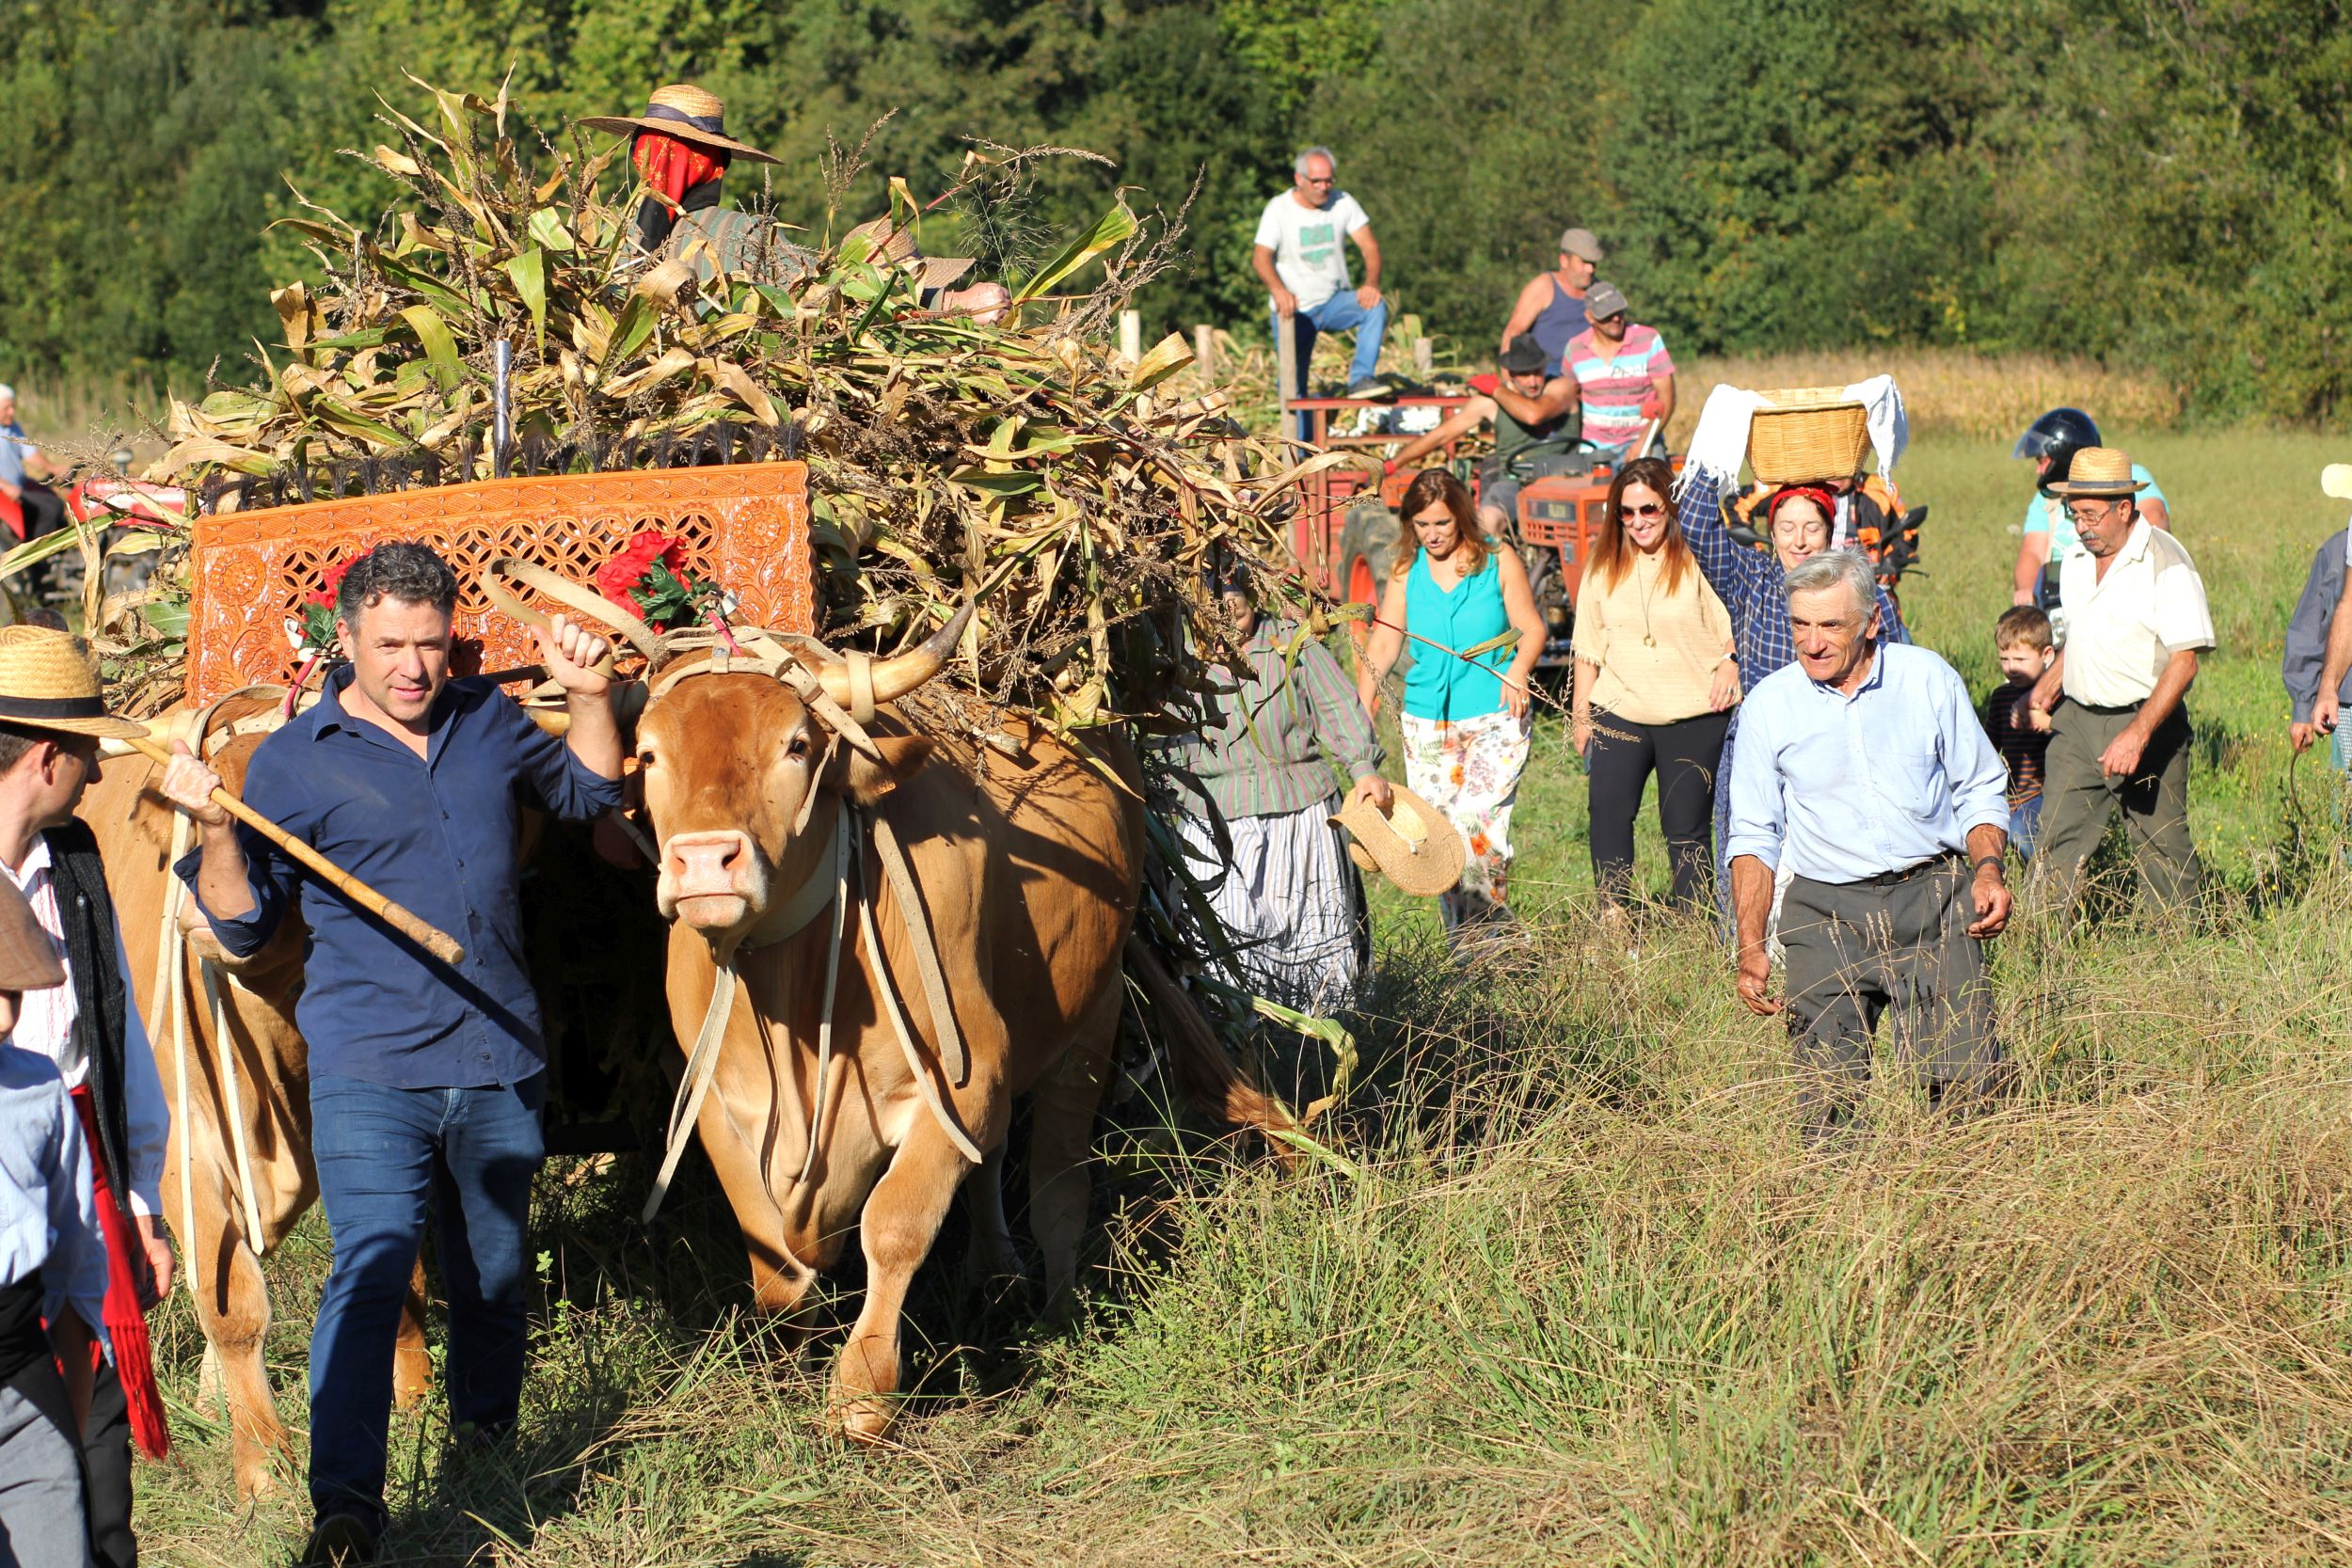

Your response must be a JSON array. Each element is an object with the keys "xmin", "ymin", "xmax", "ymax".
[
  {"xmin": 579, "ymin": 83, "xmax": 780, "ymax": 165},
  {"xmin": 0, "ymin": 626, "xmax": 146, "ymax": 741},
  {"xmin": 2043, "ymin": 446, "xmax": 2151, "ymax": 498},
  {"xmin": 841, "ymin": 216, "xmax": 977, "ymax": 291},
  {"xmin": 0, "ymin": 870, "xmax": 63, "ymax": 992},
  {"xmin": 1331, "ymin": 784, "xmax": 1465, "ymax": 898}
]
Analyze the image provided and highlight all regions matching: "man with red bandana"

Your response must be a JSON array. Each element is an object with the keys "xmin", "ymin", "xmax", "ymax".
[{"xmin": 580, "ymin": 85, "xmax": 1011, "ymax": 324}]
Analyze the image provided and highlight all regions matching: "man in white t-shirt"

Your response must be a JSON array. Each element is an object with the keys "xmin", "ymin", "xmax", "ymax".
[
  {"xmin": 2024, "ymin": 448, "xmax": 2214, "ymax": 914},
  {"xmin": 1253, "ymin": 147, "xmax": 1387, "ymax": 438}
]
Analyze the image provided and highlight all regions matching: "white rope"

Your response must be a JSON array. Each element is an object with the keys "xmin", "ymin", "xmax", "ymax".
[
  {"xmin": 641, "ymin": 960, "xmax": 739, "ymax": 1226},
  {"xmin": 198, "ymin": 958, "xmax": 266, "ymax": 1252},
  {"xmin": 158, "ymin": 809, "xmax": 195, "ymax": 1300},
  {"xmin": 795, "ymin": 809, "xmax": 854, "ymax": 1185}
]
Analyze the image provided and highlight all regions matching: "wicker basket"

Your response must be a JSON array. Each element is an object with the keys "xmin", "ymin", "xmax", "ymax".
[{"xmin": 1748, "ymin": 387, "xmax": 1869, "ymax": 484}]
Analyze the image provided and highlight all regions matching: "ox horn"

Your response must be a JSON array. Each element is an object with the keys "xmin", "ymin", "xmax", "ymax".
[{"xmin": 817, "ymin": 599, "xmax": 975, "ymax": 711}]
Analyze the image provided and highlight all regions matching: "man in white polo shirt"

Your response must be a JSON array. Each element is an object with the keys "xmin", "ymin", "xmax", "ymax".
[{"xmin": 2026, "ymin": 447, "xmax": 2214, "ymax": 911}]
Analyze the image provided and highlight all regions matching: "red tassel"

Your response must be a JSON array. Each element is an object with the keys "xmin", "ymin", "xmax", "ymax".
[{"xmin": 70, "ymin": 1089, "xmax": 171, "ymax": 1460}]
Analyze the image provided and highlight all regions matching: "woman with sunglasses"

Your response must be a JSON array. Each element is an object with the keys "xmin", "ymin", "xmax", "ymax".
[{"xmin": 1571, "ymin": 457, "xmax": 1739, "ymax": 917}]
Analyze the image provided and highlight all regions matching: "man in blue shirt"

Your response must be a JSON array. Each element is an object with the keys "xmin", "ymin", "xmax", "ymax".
[
  {"xmin": 1725, "ymin": 550, "xmax": 2014, "ymax": 1141},
  {"xmin": 161, "ymin": 542, "xmax": 623, "ymax": 1565}
]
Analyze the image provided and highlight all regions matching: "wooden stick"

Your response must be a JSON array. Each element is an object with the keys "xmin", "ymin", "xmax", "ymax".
[{"xmin": 126, "ymin": 736, "xmax": 467, "ymax": 967}]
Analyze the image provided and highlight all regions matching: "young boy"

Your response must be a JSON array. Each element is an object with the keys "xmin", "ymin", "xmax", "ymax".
[
  {"xmin": 1982, "ymin": 605, "xmax": 2055, "ymax": 860},
  {"xmin": 0, "ymin": 868, "xmax": 105, "ymax": 1566}
]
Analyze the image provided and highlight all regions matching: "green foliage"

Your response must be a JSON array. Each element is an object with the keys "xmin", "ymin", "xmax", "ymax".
[{"xmin": 0, "ymin": 0, "xmax": 2348, "ymax": 419}]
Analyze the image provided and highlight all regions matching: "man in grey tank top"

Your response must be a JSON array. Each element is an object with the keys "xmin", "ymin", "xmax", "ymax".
[{"xmin": 1499, "ymin": 228, "xmax": 1603, "ymax": 376}]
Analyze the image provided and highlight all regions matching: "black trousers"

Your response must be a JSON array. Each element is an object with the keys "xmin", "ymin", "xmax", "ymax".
[
  {"xmin": 85, "ymin": 1354, "xmax": 134, "ymax": 1568},
  {"xmin": 1588, "ymin": 708, "xmax": 1732, "ymax": 910},
  {"xmin": 18, "ymin": 481, "xmax": 64, "ymax": 541}
]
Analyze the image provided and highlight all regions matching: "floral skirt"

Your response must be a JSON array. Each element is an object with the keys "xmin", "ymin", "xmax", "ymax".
[{"xmin": 1400, "ymin": 708, "xmax": 1533, "ymax": 928}]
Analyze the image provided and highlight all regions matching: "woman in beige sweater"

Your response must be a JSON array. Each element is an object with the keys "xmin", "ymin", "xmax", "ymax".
[{"xmin": 1570, "ymin": 456, "xmax": 1740, "ymax": 914}]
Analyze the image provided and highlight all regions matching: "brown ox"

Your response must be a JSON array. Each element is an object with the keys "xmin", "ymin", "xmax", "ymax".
[
  {"xmin": 84, "ymin": 693, "xmax": 432, "ymax": 1503},
  {"xmin": 636, "ymin": 621, "xmax": 1289, "ymax": 1439}
]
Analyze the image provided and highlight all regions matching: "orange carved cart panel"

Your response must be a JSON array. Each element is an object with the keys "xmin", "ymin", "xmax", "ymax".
[{"xmin": 185, "ymin": 464, "xmax": 814, "ymax": 703}]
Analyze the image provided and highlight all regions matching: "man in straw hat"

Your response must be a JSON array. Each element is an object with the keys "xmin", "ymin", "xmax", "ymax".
[
  {"xmin": 1725, "ymin": 550, "xmax": 2014, "ymax": 1141},
  {"xmin": 2024, "ymin": 447, "xmax": 2214, "ymax": 913},
  {"xmin": 0, "ymin": 625, "xmax": 175, "ymax": 1568},
  {"xmin": 581, "ymin": 83, "xmax": 1010, "ymax": 323},
  {"xmin": 160, "ymin": 543, "xmax": 623, "ymax": 1565},
  {"xmin": 0, "ymin": 869, "xmax": 110, "ymax": 1568}
]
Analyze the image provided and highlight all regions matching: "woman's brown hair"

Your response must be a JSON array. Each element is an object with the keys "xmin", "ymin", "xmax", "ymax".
[
  {"xmin": 1391, "ymin": 468, "xmax": 1489, "ymax": 579},
  {"xmin": 1589, "ymin": 456, "xmax": 1693, "ymax": 595}
]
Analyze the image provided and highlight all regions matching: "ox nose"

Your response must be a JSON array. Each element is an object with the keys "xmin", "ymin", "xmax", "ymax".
[{"xmin": 664, "ymin": 831, "xmax": 758, "ymax": 902}]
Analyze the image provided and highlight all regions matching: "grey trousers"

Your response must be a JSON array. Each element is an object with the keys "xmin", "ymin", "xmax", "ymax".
[
  {"xmin": 0, "ymin": 1373, "xmax": 93, "ymax": 1568},
  {"xmin": 1781, "ymin": 859, "xmax": 2007, "ymax": 1140},
  {"xmin": 2034, "ymin": 700, "xmax": 2197, "ymax": 912}
]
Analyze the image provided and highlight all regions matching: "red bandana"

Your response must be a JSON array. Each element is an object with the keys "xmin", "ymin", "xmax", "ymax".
[
  {"xmin": 631, "ymin": 131, "xmax": 727, "ymax": 213},
  {"xmin": 1766, "ymin": 484, "xmax": 1836, "ymax": 527}
]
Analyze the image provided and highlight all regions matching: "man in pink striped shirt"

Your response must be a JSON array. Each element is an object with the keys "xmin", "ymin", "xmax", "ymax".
[{"xmin": 1564, "ymin": 281, "xmax": 1677, "ymax": 457}]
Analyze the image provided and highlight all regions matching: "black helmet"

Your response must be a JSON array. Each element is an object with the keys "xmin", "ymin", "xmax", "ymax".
[{"xmin": 2014, "ymin": 407, "xmax": 2101, "ymax": 493}]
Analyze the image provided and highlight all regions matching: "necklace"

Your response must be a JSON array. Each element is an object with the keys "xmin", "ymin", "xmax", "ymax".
[{"xmin": 1636, "ymin": 550, "xmax": 1662, "ymax": 647}]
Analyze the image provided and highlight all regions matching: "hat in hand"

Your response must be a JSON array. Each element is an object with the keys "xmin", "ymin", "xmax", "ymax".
[
  {"xmin": 2043, "ymin": 447, "xmax": 2151, "ymax": 498},
  {"xmin": 0, "ymin": 626, "xmax": 147, "ymax": 741},
  {"xmin": 0, "ymin": 871, "xmax": 63, "ymax": 994},
  {"xmin": 1330, "ymin": 784, "xmax": 1465, "ymax": 898}
]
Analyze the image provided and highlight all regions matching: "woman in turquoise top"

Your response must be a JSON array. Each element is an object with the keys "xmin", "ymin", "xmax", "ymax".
[{"xmin": 1357, "ymin": 469, "xmax": 1547, "ymax": 934}]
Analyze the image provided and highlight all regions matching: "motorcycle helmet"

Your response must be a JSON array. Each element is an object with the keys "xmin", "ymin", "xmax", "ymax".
[{"xmin": 2014, "ymin": 407, "xmax": 2101, "ymax": 495}]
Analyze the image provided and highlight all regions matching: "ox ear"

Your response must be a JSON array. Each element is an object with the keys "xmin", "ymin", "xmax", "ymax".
[{"xmin": 831, "ymin": 734, "xmax": 936, "ymax": 807}]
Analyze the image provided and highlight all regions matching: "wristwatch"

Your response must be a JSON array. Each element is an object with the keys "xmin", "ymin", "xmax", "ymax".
[{"xmin": 1971, "ymin": 854, "xmax": 2006, "ymax": 879}]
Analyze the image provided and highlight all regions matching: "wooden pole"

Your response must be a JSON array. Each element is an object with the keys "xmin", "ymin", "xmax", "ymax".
[
  {"xmin": 1119, "ymin": 309, "xmax": 1142, "ymax": 362},
  {"xmin": 1275, "ymin": 311, "xmax": 1300, "ymax": 442},
  {"xmin": 126, "ymin": 736, "xmax": 467, "ymax": 966},
  {"xmin": 1194, "ymin": 324, "xmax": 1216, "ymax": 380},
  {"xmin": 1413, "ymin": 338, "xmax": 1433, "ymax": 378}
]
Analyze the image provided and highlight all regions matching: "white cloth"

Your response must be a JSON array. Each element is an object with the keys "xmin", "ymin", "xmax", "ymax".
[
  {"xmin": 1677, "ymin": 374, "xmax": 1907, "ymax": 498},
  {"xmin": 1252, "ymin": 190, "xmax": 1369, "ymax": 311},
  {"xmin": 1176, "ymin": 796, "xmax": 1363, "ymax": 1013},
  {"xmin": 2, "ymin": 838, "xmax": 167, "ymax": 1219},
  {"xmin": 2058, "ymin": 520, "xmax": 2217, "ymax": 708}
]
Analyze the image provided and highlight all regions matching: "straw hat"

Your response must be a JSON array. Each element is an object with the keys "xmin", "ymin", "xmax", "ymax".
[
  {"xmin": 579, "ymin": 84, "xmax": 780, "ymax": 165},
  {"xmin": 0, "ymin": 626, "xmax": 145, "ymax": 741},
  {"xmin": 2043, "ymin": 447, "xmax": 2150, "ymax": 499},
  {"xmin": 2322, "ymin": 463, "xmax": 2352, "ymax": 501},
  {"xmin": 841, "ymin": 216, "xmax": 977, "ymax": 292},
  {"xmin": 0, "ymin": 871, "xmax": 62, "ymax": 993},
  {"xmin": 1330, "ymin": 784, "xmax": 1465, "ymax": 898}
]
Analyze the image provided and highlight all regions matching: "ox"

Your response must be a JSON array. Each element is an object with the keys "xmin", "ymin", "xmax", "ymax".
[
  {"xmin": 635, "ymin": 613, "xmax": 1291, "ymax": 1439},
  {"xmin": 85, "ymin": 693, "xmax": 433, "ymax": 1503}
]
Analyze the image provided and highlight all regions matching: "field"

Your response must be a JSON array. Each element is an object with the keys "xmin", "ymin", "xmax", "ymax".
[{"xmin": 134, "ymin": 423, "xmax": 2352, "ymax": 1566}]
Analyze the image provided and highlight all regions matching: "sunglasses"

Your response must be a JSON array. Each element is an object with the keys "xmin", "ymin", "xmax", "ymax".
[
  {"xmin": 1621, "ymin": 502, "xmax": 1666, "ymax": 518},
  {"xmin": 1594, "ymin": 312, "xmax": 1627, "ymax": 326}
]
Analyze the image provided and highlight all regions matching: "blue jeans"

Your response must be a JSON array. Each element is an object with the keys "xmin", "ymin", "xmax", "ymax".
[
  {"xmin": 2010, "ymin": 792, "xmax": 2042, "ymax": 861},
  {"xmin": 308, "ymin": 1073, "xmax": 545, "ymax": 1531},
  {"xmin": 1275, "ymin": 292, "xmax": 1390, "ymax": 440}
]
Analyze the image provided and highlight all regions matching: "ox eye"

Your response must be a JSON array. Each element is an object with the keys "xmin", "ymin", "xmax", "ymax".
[
  {"xmin": 787, "ymin": 736, "xmax": 811, "ymax": 761},
  {"xmin": 636, "ymin": 749, "xmax": 657, "ymax": 769}
]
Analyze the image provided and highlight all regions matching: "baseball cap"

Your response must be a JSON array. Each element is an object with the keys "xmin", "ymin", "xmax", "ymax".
[
  {"xmin": 1585, "ymin": 281, "xmax": 1629, "ymax": 320},
  {"xmin": 1501, "ymin": 337, "xmax": 1548, "ymax": 375},
  {"xmin": 1558, "ymin": 228, "xmax": 1605, "ymax": 263}
]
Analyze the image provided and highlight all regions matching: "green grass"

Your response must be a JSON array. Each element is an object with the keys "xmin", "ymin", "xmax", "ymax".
[{"xmin": 135, "ymin": 430, "xmax": 2352, "ymax": 1565}]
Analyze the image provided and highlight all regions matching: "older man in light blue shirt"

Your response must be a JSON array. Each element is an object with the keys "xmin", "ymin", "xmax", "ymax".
[{"xmin": 1726, "ymin": 550, "xmax": 2014, "ymax": 1139}]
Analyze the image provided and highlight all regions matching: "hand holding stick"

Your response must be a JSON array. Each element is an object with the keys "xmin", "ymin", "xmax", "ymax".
[{"xmin": 139, "ymin": 736, "xmax": 466, "ymax": 966}]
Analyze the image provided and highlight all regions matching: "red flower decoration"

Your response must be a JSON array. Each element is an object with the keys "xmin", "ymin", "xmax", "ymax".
[
  {"xmin": 596, "ymin": 531, "xmax": 684, "ymax": 618},
  {"xmin": 303, "ymin": 557, "xmax": 353, "ymax": 610}
]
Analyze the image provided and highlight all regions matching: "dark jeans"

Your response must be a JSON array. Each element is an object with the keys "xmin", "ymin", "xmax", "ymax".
[
  {"xmin": 84, "ymin": 1358, "xmax": 132, "ymax": 1567},
  {"xmin": 1589, "ymin": 708, "xmax": 1732, "ymax": 911},
  {"xmin": 309, "ymin": 1073, "xmax": 545, "ymax": 1532}
]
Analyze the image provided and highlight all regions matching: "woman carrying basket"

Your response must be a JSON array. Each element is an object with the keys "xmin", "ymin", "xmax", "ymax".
[
  {"xmin": 1356, "ymin": 470, "xmax": 1549, "ymax": 938},
  {"xmin": 1571, "ymin": 457, "xmax": 1740, "ymax": 917},
  {"xmin": 1677, "ymin": 386, "xmax": 1913, "ymax": 928}
]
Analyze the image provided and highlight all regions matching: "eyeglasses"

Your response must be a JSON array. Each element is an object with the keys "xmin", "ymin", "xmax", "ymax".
[
  {"xmin": 1621, "ymin": 502, "xmax": 1666, "ymax": 518},
  {"xmin": 1300, "ymin": 175, "xmax": 1334, "ymax": 186},
  {"xmin": 2064, "ymin": 501, "xmax": 2122, "ymax": 520}
]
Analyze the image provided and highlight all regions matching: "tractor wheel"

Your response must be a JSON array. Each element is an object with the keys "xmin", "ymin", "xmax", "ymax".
[
  {"xmin": 1337, "ymin": 505, "xmax": 1408, "ymax": 673},
  {"xmin": 1525, "ymin": 548, "xmax": 1575, "ymax": 689}
]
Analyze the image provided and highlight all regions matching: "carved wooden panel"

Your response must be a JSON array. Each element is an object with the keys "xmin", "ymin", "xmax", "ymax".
[{"xmin": 186, "ymin": 464, "xmax": 813, "ymax": 703}]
